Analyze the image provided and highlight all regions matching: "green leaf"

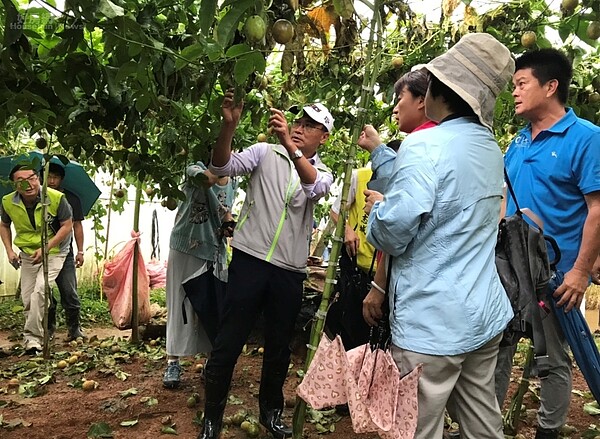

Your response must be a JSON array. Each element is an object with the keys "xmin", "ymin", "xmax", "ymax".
[
  {"xmin": 51, "ymin": 81, "xmax": 75, "ymax": 106},
  {"xmin": 226, "ymin": 43, "xmax": 251, "ymax": 58},
  {"xmin": 119, "ymin": 387, "xmax": 138, "ymax": 398},
  {"xmin": 175, "ymin": 43, "xmax": 205, "ymax": 70},
  {"xmin": 128, "ymin": 42, "xmax": 143, "ymax": 57},
  {"xmin": 333, "ymin": 0, "xmax": 354, "ymax": 19},
  {"xmin": 98, "ymin": 0, "xmax": 125, "ymax": 19},
  {"xmin": 87, "ymin": 422, "xmax": 114, "ymax": 438},
  {"xmin": 215, "ymin": 0, "xmax": 255, "ymax": 47},
  {"xmin": 139, "ymin": 396, "xmax": 158, "ymax": 406},
  {"xmin": 102, "ymin": 65, "xmax": 120, "ymax": 98},
  {"xmin": 119, "ymin": 419, "xmax": 138, "ymax": 427},
  {"xmin": 227, "ymin": 394, "xmax": 244, "ymax": 405},
  {"xmin": 233, "ymin": 51, "xmax": 265, "ymax": 85},
  {"xmin": 3, "ymin": 0, "xmax": 23, "ymax": 46},
  {"xmin": 199, "ymin": 0, "xmax": 218, "ymax": 36},
  {"xmin": 584, "ymin": 401, "xmax": 600, "ymax": 416},
  {"xmin": 205, "ymin": 40, "xmax": 223, "ymax": 62},
  {"xmin": 135, "ymin": 93, "xmax": 151, "ymax": 113},
  {"xmin": 11, "ymin": 305, "xmax": 24, "ymax": 313},
  {"xmin": 115, "ymin": 61, "xmax": 139, "ymax": 83},
  {"xmin": 160, "ymin": 426, "xmax": 177, "ymax": 434},
  {"xmin": 77, "ymin": 70, "xmax": 97, "ymax": 96}
]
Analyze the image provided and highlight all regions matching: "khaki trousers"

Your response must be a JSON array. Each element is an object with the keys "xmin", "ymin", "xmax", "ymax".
[
  {"xmin": 20, "ymin": 252, "xmax": 66, "ymax": 346},
  {"xmin": 391, "ymin": 334, "xmax": 504, "ymax": 439}
]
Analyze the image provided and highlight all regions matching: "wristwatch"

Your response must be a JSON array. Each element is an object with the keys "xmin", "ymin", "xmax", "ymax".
[{"xmin": 291, "ymin": 149, "xmax": 303, "ymax": 160}]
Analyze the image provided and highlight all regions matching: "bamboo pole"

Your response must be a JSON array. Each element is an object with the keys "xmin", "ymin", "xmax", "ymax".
[
  {"xmin": 503, "ymin": 342, "xmax": 534, "ymax": 435},
  {"xmin": 291, "ymin": 4, "xmax": 384, "ymax": 436},
  {"xmin": 130, "ymin": 181, "xmax": 142, "ymax": 343},
  {"xmin": 99, "ymin": 169, "xmax": 116, "ymax": 301},
  {"xmin": 40, "ymin": 159, "xmax": 51, "ymax": 359}
]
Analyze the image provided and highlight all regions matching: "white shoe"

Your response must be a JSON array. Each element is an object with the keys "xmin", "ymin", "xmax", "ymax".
[{"xmin": 24, "ymin": 340, "xmax": 42, "ymax": 354}]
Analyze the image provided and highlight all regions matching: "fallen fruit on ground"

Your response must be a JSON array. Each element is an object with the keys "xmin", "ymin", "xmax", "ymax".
[
  {"xmin": 82, "ymin": 380, "xmax": 97, "ymax": 391},
  {"xmin": 186, "ymin": 396, "xmax": 197, "ymax": 408},
  {"xmin": 57, "ymin": 360, "xmax": 68, "ymax": 369}
]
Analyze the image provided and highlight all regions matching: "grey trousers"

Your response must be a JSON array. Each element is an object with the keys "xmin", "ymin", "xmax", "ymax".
[
  {"xmin": 392, "ymin": 334, "xmax": 504, "ymax": 439},
  {"xmin": 495, "ymin": 310, "xmax": 572, "ymax": 431},
  {"xmin": 20, "ymin": 252, "xmax": 66, "ymax": 346}
]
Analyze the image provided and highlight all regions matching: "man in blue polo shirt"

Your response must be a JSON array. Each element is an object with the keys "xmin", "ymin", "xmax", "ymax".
[{"xmin": 495, "ymin": 48, "xmax": 600, "ymax": 439}]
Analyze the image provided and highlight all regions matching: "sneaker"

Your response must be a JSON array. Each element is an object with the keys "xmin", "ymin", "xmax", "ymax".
[
  {"xmin": 163, "ymin": 362, "xmax": 181, "ymax": 389},
  {"xmin": 24, "ymin": 340, "xmax": 42, "ymax": 355}
]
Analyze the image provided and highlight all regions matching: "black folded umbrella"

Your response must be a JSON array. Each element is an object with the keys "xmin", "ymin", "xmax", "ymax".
[{"xmin": 182, "ymin": 269, "xmax": 226, "ymax": 346}]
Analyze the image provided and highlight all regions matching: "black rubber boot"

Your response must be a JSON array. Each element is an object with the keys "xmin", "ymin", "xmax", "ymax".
[
  {"xmin": 259, "ymin": 366, "xmax": 292, "ymax": 439},
  {"xmin": 259, "ymin": 408, "xmax": 292, "ymax": 439},
  {"xmin": 197, "ymin": 367, "xmax": 231, "ymax": 439},
  {"xmin": 535, "ymin": 427, "xmax": 559, "ymax": 439},
  {"xmin": 65, "ymin": 310, "xmax": 85, "ymax": 341}
]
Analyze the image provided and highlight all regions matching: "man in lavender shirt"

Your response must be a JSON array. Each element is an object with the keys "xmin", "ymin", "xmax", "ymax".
[{"xmin": 197, "ymin": 91, "xmax": 334, "ymax": 439}]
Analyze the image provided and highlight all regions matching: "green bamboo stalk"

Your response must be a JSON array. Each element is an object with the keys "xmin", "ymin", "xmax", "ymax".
[
  {"xmin": 40, "ymin": 159, "xmax": 51, "ymax": 359},
  {"xmin": 130, "ymin": 181, "xmax": 142, "ymax": 343},
  {"xmin": 291, "ymin": 4, "xmax": 385, "ymax": 436},
  {"xmin": 101, "ymin": 168, "xmax": 116, "ymax": 296},
  {"xmin": 503, "ymin": 342, "xmax": 534, "ymax": 435}
]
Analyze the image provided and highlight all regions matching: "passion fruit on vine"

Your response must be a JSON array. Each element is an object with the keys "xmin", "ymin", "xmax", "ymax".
[
  {"xmin": 272, "ymin": 19, "xmax": 294, "ymax": 44},
  {"xmin": 560, "ymin": 0, "xmax": 578, "ymax": 14},
  {"xmin": 257, "ymin": 133, "xmax": 268, "ymax": 142},
  {"xmin": 244, "ymin": 15, "xmax": 266, "ymax": 43},
  {"xmin": 35, "ymin": 137, "xmax": 48, "ymax": 149},
  {"xmin": 587, "ymin": 21, "xmax": 600, "ymax": 40},
  {"xmin": 520, "ymin": 31, "xmax": 537, "ymax": 48},
  {"xmin": 165, "ymin": 198, "xmax": 178, "ymax": 211},
  {"xmin": 391, "ymin": 56, "xmax": 404, "ymax": 69}
]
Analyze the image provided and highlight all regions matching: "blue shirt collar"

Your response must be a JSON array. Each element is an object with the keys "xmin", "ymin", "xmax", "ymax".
[{"xmin": 520, "ymin": 107, "xmax": 576, "ymax": 136}]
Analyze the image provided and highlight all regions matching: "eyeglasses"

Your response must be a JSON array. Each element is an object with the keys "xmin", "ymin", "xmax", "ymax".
[
  {"xmin": 292, "ymin": 120, "xmax": 325, "ymax": 133},
  {"xmin": 14, "ymin": 174, "xmax": 38, "ymax": 189},
  {"xmin": 15, "ymin": 174, "xmax": 38, "ymax": 184}
]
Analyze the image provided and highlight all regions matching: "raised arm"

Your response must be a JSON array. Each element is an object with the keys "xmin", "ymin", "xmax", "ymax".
[{"xmin": 212, "ymin": 91, "xmax": 244, "ymax": 168}]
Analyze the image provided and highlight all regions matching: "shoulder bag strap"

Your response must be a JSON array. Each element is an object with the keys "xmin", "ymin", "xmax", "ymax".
[{"xmin": 504, "ymin": 168, "xmax": 521, "ymax": 213}]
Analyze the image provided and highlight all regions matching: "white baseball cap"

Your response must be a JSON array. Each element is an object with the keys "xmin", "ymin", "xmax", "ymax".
[{"xmin": 290, "ymin": 103, "xmax": 334, "ymax": 132}]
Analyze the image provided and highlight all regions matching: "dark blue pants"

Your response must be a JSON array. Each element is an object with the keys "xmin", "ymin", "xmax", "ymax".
[{"xmin": 205, "ymin": 249, "xmax": 305, "ymax": 410}]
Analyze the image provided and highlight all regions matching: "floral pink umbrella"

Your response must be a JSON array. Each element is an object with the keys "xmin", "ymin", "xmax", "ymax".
[{"xmin": 297, "ymin": 333, "xmax": 421, "ymax": 438}]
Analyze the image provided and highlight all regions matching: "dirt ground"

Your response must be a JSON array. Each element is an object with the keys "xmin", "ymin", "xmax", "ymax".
[{"xmin": 0, "ymin": 326, "xmax": 598, "ymax": 439}]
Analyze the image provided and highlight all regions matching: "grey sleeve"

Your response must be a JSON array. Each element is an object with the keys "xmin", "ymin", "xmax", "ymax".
[
  {"xmin": 0, "ymin": 204, "xmax": 11, "ymax": 225},
  {"xmin": 57, "ymin": 196, "xmax": 73, "ymax": 221}
]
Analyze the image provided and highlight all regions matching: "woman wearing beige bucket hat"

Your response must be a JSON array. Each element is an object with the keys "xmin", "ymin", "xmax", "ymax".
[{"xmin": 365, "ymin": 33, "xmax": 515, "ymax": 438}]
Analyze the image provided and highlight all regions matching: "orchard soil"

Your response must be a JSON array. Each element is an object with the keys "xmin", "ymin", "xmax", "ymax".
[{"xmin": 0, "ymin": 327, "xmax": 597, "ymax": 439}]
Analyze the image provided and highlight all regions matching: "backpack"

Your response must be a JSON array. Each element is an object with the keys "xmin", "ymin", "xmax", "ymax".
[{"xmin": 495, "ymin": 170, "xmax": 559, "ymax": 377}]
